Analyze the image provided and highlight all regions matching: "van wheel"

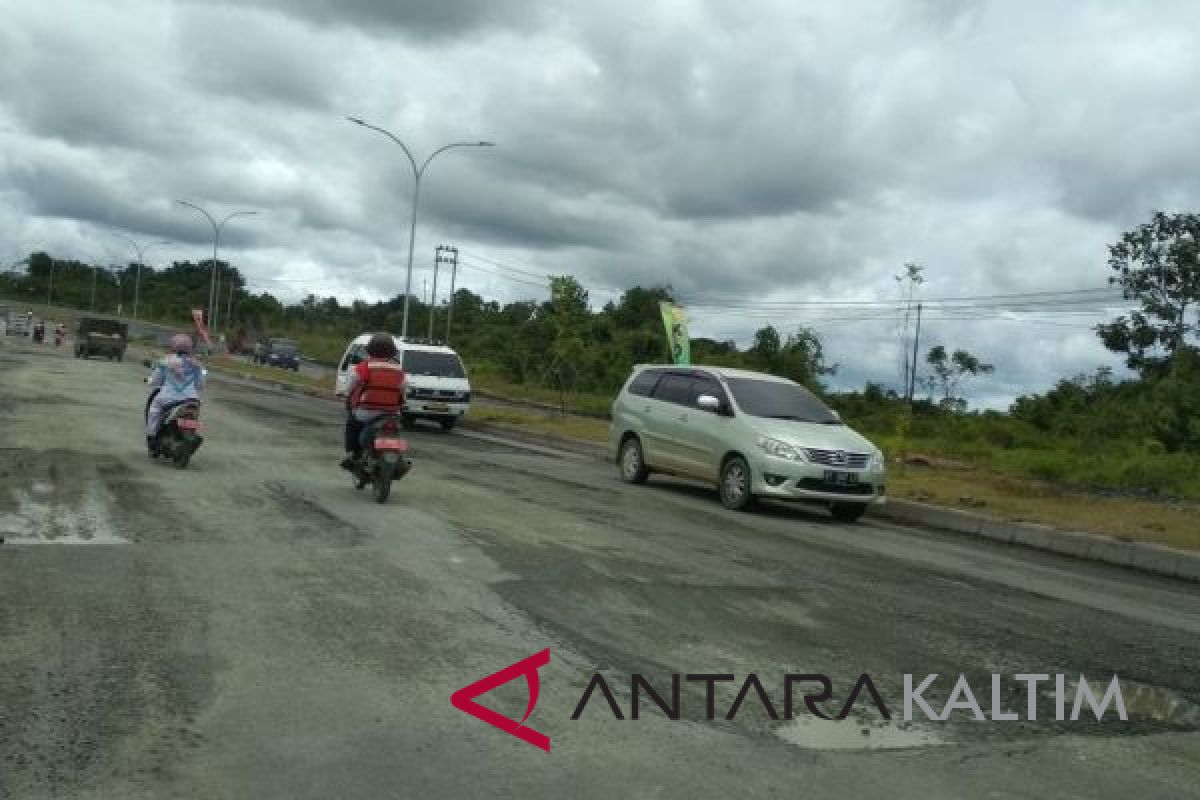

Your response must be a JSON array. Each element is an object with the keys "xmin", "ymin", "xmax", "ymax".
[
  {"xmin": 439, "ymin": 417, "xmax": 457, "ymax": 431},
  {"xmin": 401, "ymin": 413, "xmax": 417, "ymax": 430},
  {"xmin": 719, "ymin": 456, "xmax": 755, "ymax": 511},
  {"xmin": 618, "ymin": 437, "xmax": 649, "ymax": 484},
  {"xmin": 830, "ymin": 503, "xmax": 867, "ymax": 523}
]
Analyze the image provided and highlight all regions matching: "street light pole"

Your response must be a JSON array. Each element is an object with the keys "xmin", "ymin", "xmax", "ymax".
[
  {"xmin": 346, "ymin": 116, "xmax": 493, "ymax": 339},
  {"xmin": 115, "ymin": 234, "xmax": 171, "ymax": 321},
  {"xmin": 177, "ymin": 201, "xmax": 256, "ymax": 334}
]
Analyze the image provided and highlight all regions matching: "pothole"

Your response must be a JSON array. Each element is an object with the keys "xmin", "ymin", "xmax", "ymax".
[
  {"xmin": 0, "ymin": 480, "xmax": 129, "ymax": 545},
  {"xmin": 776, "ymin": 717, "xmax": 944, "ymax": 750}
]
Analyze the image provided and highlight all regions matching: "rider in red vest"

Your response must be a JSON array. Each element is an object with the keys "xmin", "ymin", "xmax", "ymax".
[{"xmin": 340, "ymin": 332, "xmax": 406, "ymax": 470}]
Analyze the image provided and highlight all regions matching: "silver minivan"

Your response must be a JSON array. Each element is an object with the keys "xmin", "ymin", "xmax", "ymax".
[{"xmin": 608, "ymin": 365, "xmax": 886, "ymax": 521}]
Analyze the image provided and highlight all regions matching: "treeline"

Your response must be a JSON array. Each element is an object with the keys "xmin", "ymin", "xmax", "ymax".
[{"xmin": 1, "ymin": 254, "xmax": 833, "ymax": 396}]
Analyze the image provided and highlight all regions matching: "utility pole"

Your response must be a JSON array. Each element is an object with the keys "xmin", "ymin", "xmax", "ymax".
[
  {"xmin": 434, "ymin": 245, "xmax": 457, "ymax": 342},
  {"xmin": 428, "ymin": 247, "xmax": 440, "ymax": 341},
  {"xmin": 443, "ymin": 246, "xmax": 459, "ymax": 344},
  {"xmin": 896, "ymin": 262, "xmax": 925, "ymax": 397},
  {"xmin": 908, "ymin": 303, "xmax": 923, "ymax": 403}
]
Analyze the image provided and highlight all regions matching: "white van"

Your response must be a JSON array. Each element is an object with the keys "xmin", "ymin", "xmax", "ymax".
[{"xmin": 335, "ymin": 336, "xmax": 471, "ymax": 430}]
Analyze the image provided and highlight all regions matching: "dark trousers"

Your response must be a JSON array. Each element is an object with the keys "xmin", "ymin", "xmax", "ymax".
[{"xmin": 344, "ymin": 414, "xmax": 364, "ymax": 455}]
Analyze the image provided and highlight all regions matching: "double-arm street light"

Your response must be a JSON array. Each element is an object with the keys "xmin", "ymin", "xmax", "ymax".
[
  {"xmin": 114, "ymin": 234, "xmax": 172, "ymax": 321},
  {"xmin": 346, "ymin": 116, "xmax": 493, "ymax": 339},
  {"xmin": 177, "ymin": 201, "xmax": 256, "ymax": 332}
]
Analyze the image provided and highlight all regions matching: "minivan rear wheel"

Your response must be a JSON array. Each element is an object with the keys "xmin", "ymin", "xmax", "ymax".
[
  {"xmin": 618, "ymin": 437, "xmax": 649, "ymax": 484},
  {"xmin": 830, "ymin": 502, "xmax": 867, "ymax": 523},
  {"xmin": 719, "ymin": 456, "xmax": 755, "ymax": 511}
]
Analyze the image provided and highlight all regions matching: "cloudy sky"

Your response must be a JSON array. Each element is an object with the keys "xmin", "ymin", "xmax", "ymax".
[{"xmin": 2, "ymin": 0, "xmax": 1198, "ymax": 405}]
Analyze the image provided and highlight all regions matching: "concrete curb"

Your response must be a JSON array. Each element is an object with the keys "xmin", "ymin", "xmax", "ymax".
[{"xmin": 871, "ymin": 500, "xmax": 1200, "ymax": 583}]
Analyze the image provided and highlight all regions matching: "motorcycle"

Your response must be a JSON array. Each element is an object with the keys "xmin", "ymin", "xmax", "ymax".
[
  {"xmin": 32, "ymin": 322, "xmax": 45, "ymax": 344},
  {"xmin": 54, "ymin": 327, "xmax": 65, "ymax": 347},
  {"xmin": 349, "ymin": 414, "xmax": 412, "ymax": 503},
  {"xmin": 142, "ymin": 359, "xmax": 206, "ymax": 469}
]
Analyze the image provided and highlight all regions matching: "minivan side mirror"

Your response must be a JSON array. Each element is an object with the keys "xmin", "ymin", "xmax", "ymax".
[{"xmin": 696, "ymin": 394, "xmax": 720, "ymax": 412}]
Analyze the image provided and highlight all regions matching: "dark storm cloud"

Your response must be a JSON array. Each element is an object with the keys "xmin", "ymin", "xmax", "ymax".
[{"xmin": 234, "ymin": 0, "xmax": 545, "ymax": 38}]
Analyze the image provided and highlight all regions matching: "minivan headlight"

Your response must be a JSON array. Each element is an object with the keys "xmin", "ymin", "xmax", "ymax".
[
  {"xmin": 757, "ymin": 436, "xmax": 806, "ymax": 462},
  {"xmin": 869, "ymin": 449, "xmax": 885, "ymax": 471}
]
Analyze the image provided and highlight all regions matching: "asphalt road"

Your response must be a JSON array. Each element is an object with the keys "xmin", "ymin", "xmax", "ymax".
[{"xmin": 1, "ymin": 336, "xmax": 1199, "ymax": 799}]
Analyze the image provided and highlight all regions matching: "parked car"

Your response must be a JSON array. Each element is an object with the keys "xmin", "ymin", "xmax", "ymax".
[
  {"xmin": 608, "ymin": 365, "xmax": 886, "ymax": 521},
  {"xmin": 255, "ymin": 338, "xmax": 301, "ymax": 371},
  {"xmin": 335, "ymin": 336, "xmax": 470, "ymax": 431}
]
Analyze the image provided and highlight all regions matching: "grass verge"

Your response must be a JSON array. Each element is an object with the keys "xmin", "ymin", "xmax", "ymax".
[
  {"xmin": 469, "ymin": 407, "xmax": 611, "ymax": 444},
  {"xmin": 887, "ymin": 464, "xmax": 1200, "ymax": 551},
  {"xmin": 205, "ymin": 357, "xmax": 335, "ymax": 392}
]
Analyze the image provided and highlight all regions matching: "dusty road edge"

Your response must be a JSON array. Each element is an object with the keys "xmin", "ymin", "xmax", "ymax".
[{"xmin": 188, "ymin": 357, "xmax": 1200, "ymax": 584}]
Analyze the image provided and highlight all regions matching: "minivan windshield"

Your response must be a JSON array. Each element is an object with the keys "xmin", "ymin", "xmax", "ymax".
[
  {"xmin": 725, "ymin": 377, "xmax": 840, "ymax": 424},
  {"xmin": 402, "ymin": 350, "xmax": 466, "ymax": 378}
]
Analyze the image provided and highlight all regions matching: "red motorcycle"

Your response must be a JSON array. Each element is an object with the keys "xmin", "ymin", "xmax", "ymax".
[{"xmin": 349, "ymin": 414, "xmax": 412, "ymax": 503}]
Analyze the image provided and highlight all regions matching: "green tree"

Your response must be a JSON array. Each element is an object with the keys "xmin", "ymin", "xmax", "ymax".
[
  {"xmin": 923, "ymin": 346, "xmax": 994, "ymax": 409},
  {"xmin": 1097, "ymin": 211, "xmax": 1200, "ymax": 375}
]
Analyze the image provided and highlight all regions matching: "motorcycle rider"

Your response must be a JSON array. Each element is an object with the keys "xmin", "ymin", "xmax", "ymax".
[
  {"xmin": 54, "ymin": 322, "xmax": 65, "ymax": 346},
  {"xmin": 340, "ymin": 332, "xmax": 406, "ymax": 471},
  {"xmin": 146, "ymin": 333, "xmax": 206, "ymax": 455}
]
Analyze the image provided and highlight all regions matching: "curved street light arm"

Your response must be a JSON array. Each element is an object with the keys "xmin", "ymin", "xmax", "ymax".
[
  {"xmin": 177, "ymin": 200, "xmax": 218, "ymax": 233},
  {"xmin": 420, "ymin": 141, "xmax": 495, "ymax": 176},
  {"xmin": 347, "ymin": 117, "xmax": 418, "ymax": 178}
]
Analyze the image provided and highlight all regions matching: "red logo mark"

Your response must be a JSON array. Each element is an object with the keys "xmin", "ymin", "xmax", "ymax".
[{"xmin": 451, "ymin": 648, "xmax": 551, "ymax": 752}]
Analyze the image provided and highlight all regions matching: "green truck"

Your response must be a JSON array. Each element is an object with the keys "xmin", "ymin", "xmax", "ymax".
[{"xmin": 76, "ymin": 317, "xmax": 128, "ymax": 361}]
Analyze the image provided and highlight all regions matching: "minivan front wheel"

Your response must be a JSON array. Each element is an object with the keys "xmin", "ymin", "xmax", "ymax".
[
  {"xmin": 830, "ymin": 502, "xmax": 867, "ymax": 523},
  {"xmin": 618, "ymin": 436, "xmax": 649, "ymax": 484},
  {"xmin": 719, "ymin": 456, "xmax": 755, "ymax": 511}
]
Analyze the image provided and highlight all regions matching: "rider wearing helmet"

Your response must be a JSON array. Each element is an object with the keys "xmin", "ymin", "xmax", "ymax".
[
  {"xmin": 146, "ymin": 333, "xmax": 206, "ymax": 454},
  {"xmin": 340, "ymin": 332, "xmax": 406, "ymax": 470}
]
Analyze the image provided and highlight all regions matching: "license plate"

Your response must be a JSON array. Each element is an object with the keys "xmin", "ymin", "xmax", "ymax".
[
  {"xmin": 823, "ymin": 470, "xmax": 858, "ymax": 485},
  {"xmin": 374, "ymin": 438, "xmax": 407, "ymax": 452},
  {"xmin": 425, "ymin": 402, "xmax": 449, "ymax": 412},
  {"xmin": 177, "ymin": 419, "xmax": 204, "ymax": 431}
]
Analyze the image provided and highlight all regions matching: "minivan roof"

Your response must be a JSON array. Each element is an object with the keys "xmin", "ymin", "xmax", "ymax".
[
  {"xmin": 348, "ymin": 334, "xmax": 460, "ymax": 356},
  {"xmin": 631, "ymin": 363, "xmax": 795, "ymax": 385}
]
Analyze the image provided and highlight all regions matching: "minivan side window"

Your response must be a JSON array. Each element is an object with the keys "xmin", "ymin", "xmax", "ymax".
[
  {"xmin": 689, "ymin": 374, "xmax": 729, "ymax": 409},
  {"xmin": 627, "ymin": 369, "xmax": 663, "ymax": 397},
  {"xmin": 653, "ymin": 373, "xmax": 694, "ymax": 405}
]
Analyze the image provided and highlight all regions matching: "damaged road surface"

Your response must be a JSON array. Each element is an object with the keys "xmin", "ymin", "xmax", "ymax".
[{"xmin": 1, "ymin": 338, "xmax": 1199, "ymax": 799}]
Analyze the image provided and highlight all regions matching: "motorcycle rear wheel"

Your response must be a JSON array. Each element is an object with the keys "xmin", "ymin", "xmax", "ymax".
[{"xmin": 373, "ymin": 461, "xmax": 395, "ymax": 503}]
